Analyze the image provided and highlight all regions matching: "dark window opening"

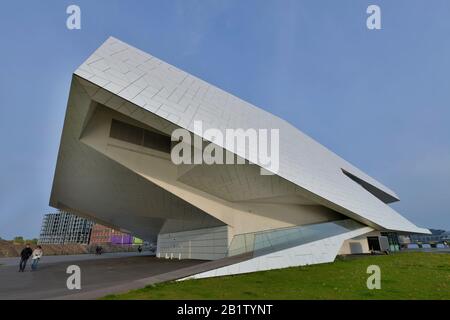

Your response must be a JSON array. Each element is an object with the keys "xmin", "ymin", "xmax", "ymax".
[
  {"xmin": 110, "ymin": 119, "xmax": 143, "ymax": 145},
  {"xmin": 341, "ymin": 169, "xmax": 399, "ymax": 204},
  {"xmin": 110, "ymin": 119, "xmax": 171, "ymax": 153},
  {"xmin": 143, "ymin": 130, "xmax": 171, "ymax": 153},
  {"xmin": 367, "ymin": 236, "xmax": 381, "ymax": 251}
]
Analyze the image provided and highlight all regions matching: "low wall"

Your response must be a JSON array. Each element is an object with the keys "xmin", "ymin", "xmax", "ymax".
[{"xmin": 0, "ymin": 240, "xmax": 144, "ymax": 257}]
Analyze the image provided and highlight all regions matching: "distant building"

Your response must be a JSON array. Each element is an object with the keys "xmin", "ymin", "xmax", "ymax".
[
  {"xmin": 89, "ymin": 224, "xmax": 142, "ymax": 245},
  {"xmin": 38, "ymin": 211, "xmax": 94, "ymax": 244},
  {"xmin": 409, "ymin": 229, "xmax": 450, "ymax": 244}
]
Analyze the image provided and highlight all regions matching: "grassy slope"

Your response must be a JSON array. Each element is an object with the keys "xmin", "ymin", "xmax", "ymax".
[{"xmin": 104, "ymin": 252, "xmax": 450, "ymax": 300}]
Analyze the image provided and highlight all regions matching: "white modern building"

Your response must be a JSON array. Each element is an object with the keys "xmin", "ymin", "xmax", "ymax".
[{"xmin": 50, "ymin": 37, "xmax": 428, "ymax": 278}]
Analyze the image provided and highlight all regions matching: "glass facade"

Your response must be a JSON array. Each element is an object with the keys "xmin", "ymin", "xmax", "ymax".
[
  {"xmin": 381, "ymin": 232, "xmax": 401, "ymax": 252},
  {"xmin": 228, "ymin": 219, "xmax": 364, "ymax": 257}
]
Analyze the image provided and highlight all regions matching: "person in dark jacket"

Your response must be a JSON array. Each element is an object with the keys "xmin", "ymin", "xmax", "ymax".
[{"xmin": 19, "ymin": 244, "xmax": 33, "ymax": 272}]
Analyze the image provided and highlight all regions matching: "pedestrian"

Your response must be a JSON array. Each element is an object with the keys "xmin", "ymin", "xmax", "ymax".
[
  {"xmin": 138, "ymin": 245, "xmax": 142, "ymax": 253},
  {"xmin": 19, "ymin": 244, "xmax": 33, "ymax": 272},
  {"xmin": 31, "ymin": 245, "xmax": 43, "ymax": 271}
]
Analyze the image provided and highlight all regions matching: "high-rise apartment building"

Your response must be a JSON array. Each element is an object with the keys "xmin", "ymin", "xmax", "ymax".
[{"xmin": 38, "ymin": 211, "xmax": 94, "ymax": 244}]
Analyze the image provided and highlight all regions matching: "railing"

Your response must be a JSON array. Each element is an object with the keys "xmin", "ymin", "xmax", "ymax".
[{"xmin": 227, "ymin": 219, "xmax": 364, "ymax": 258}]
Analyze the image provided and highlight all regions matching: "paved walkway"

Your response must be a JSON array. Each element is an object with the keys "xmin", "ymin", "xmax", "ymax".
[
  {"xmin": 0, "ymin": 253, "xmax": 205, "ymax": 300},
  {"xmin": 0, "ymin": 251, "xmax": 154, "ymax": 267},
  {"xmin": 58, "ymin": 252, "xmax": 252, "ymax": 300}
]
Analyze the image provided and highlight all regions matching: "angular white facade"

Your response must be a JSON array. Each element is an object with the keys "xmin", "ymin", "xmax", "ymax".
[{"xmin": 50, "ymin": 37, "xmax": 428, "ymax": 276}]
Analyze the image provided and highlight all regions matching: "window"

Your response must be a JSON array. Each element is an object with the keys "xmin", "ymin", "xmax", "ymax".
[
  {"xmin": 143, "ymin": 130, "xmax": 171, "ymax": 153},
  {"xmin": 110, "ymin": 119, "xmax": 171, "ymax": 153},
  {"xmin": 341, "ymin": 169, "xmax": 398, "ymax": 204},
  {"xmin": 110, "ymin": 119, "xmax": 143, "ymax": 145}
]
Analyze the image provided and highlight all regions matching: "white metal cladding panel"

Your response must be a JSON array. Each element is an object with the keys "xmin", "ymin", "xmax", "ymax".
[
  {"xmin": 181, "ymin": 226, "xmax": 373, "ymax": 279},
  {"xmin": 74, "ymin": 37, "xmax": 427, "ymax": 234}
]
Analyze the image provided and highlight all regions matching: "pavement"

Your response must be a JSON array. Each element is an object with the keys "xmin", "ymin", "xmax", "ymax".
[
  {"xmin": 2, "ymin": 248, "xmax": 448, "ymax": 300},
  {"xmin": 0, "ymin": 251, "xmax": 154, "ymax": 267},
  {"xmin": 0, "ymin": 252, "xmax": 205, "ymax": 300}
]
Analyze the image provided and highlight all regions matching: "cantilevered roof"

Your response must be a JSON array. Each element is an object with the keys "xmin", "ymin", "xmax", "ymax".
[{"xmin": 73, "ymin": 37, "xmax": 428, "ymax": 234}]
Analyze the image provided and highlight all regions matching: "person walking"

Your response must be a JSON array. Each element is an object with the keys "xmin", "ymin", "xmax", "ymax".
[
  {"xmin": 31, "ymin": 245, "xmax": 43, "ymax": 271},
  {"xmin": 19, "ymin": 244, "xmax": 33, "ymax": 272}
]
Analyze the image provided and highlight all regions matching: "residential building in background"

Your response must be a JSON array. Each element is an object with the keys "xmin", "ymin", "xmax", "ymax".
[
  {"xmin": 38, "ymin": 211, "xmax": 94, "ymax": 244},
  {"xmin": 89, "ymin": 223, "xmax": 142, "ymax": 245},
  {"xmin": 409, "ymin": 229, "xmax": 450, "ymax": 244},
  {"xmin": 39, "ymin": 212, "xmax": 141, "ymax": 246},
  {"xmin": 397, "ymin": 229, "xmax": 449, "ymax": 249}
]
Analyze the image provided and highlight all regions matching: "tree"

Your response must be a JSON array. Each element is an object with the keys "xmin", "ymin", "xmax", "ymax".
[
  {"xmin": 27, "ymin": 238, "xmax": 38, "ymax": 245},
  {"xmin": 13, "ymin": 236, "xmax": 24, "ymax": 244}
]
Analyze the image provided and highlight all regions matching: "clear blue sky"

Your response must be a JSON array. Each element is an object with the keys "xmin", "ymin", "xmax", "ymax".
[{"xmin": 0, "ymin": 0, "xmax": 449, "ymax": 239}]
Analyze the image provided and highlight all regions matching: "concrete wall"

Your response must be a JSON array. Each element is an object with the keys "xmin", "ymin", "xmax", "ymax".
[
  {"xmin": 80, "ymin": 103, "xmax": 345, "ymax": 245},
  {"xmin": 338, "ymin": 230, "xmax": 381, "ymax": 254},
  {"xmin": 157, "ymin": 226, "xmax": 228, "ymax": 260},
  {"xmin": 338, "ymin": 238, "xmax": 370, "ymax": 254}
]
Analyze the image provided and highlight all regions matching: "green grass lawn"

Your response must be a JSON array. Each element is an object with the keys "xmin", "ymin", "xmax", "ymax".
[{"xmin": 103, "ymin": 252, "xmax": 450, "ymax": 300}]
